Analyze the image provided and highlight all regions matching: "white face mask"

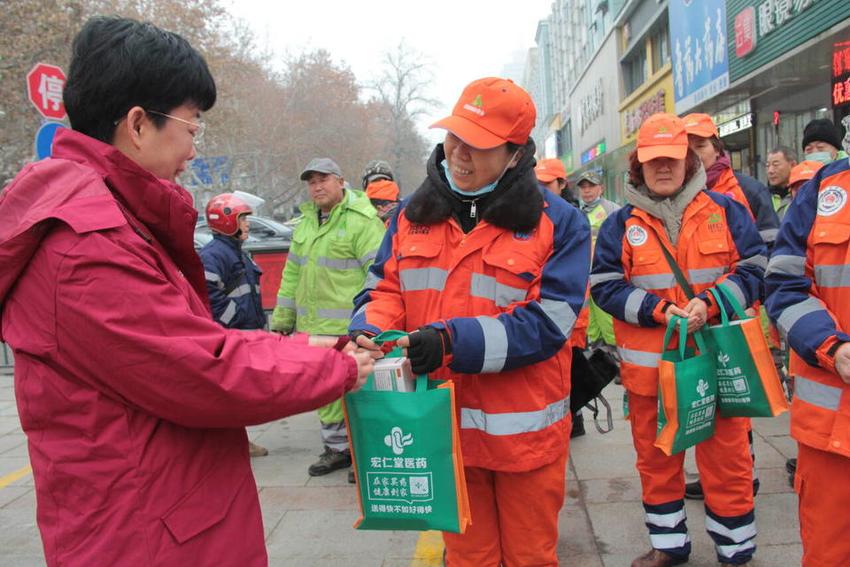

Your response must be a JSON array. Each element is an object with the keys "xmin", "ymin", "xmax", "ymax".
[{"xmin": 805, "ymin": 151, "xmax": 835, "ymax": 165}]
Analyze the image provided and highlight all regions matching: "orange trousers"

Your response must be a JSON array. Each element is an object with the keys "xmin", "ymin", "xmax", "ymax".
[
  {"xmin": 629, "ymin": 393, "xmax": 753, "ymax": 514},
  {"xmin": 443, "ymin": 450, "xmax": 568, "ymax": 567},
  {"xmin": 796, "ymin": 443, "xmax": 850, "ymax": 567}
]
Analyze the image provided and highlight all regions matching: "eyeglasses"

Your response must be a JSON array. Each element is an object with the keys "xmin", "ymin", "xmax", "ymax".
[{"xmin": 146, "ymin": 110, "xmax": 205, "ymax": 145}]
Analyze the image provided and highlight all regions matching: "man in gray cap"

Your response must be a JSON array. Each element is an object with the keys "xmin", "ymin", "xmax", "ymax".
[
  {"xmin": 576, "ymin": 171, "xmax": 619, "ymax": 222},
  {"xmin": 271, "ymin": 158, "xmax": 385, "ymax": 482}
]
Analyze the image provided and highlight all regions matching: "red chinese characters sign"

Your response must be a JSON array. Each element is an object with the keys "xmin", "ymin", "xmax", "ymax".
[
  {"xmin": 832, "ymin": 41, "xmax": 850, "ymax": 109},
  {"xmin": 26, "ymin": 63, "xmax": 67, "ymax": 120},
  {"xmin": 734, "ymin": 7, "xmax": 757, "ymax": 58}
]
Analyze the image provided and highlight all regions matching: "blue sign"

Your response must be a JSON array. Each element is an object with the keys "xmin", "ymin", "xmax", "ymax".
[
  {"xmin": 34, "ymin": 121, "xmax": 65, "ymax": 160},
  {"xmin": 188, "ymin": 156, "xmax": 232, "ymax": 186},
  {"xmin": 669, "ymin": 0, "xmax": 730, "ymax": 114}
]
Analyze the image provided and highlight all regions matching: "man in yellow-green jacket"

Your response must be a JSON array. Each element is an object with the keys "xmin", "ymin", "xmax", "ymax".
[
  {"xmin": 577, "ymin": 171, "xmax": 619, "ymax": 347},
  {"xmin": 271, "ymin": 157, "xmax": 385, "ymax": 480}
]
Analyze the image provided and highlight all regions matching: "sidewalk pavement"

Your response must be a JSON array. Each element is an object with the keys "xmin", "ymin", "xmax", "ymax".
[{"xmin": 0, "ymin": 371, "xmax": 801, "ymax": 566}]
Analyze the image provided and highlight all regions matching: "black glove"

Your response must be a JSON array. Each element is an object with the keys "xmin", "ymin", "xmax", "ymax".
[{"xmin": 407, "ymin": 326, "xmax": 452, "ymax": 375}]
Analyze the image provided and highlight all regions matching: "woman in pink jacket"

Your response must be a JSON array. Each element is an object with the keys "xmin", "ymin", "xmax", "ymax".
[{"xmin": 0, "ymin": 17, "xmax": 372, "ymax": 566}]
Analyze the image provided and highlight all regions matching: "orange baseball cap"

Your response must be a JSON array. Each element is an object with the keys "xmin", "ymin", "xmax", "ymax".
[
  {"xmin": 636, "ymin": 113, "xmax": 689, "ymax": 163},
  {"xmin": 534, "ymin": 158, "xmax": 567, "ymax": 183},
  {"xmin": 682, "ymin": 113, "xmax": 719, "ymax": 138},
  {"xmin": 788, "ymin": 160, "xmax": 823, "ymax": 186},
  {"xmin": 365, "ymin": 179, "xmax": 400, "ymax": 201},
  {"xmin": 430, "ymin": 77, "xmax": 536, "ymax": 149}
]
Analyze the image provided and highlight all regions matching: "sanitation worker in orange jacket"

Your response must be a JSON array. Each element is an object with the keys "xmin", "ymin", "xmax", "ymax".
[
  {"xmin": 350, "ymin": 77, "xmax": 590, "ymax": 567},
  {"xmin": 591, "ymin": 113, "xmax": 766, "ymax": 567},
  {"xmin": 765, "ymin": 155, "xmax": 850, "ymax": 567}
]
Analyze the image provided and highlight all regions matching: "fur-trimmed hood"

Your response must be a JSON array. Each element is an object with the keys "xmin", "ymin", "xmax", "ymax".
[{"xmin": 404, "ymin": 140, "xmax": 544, "ymax": 233}]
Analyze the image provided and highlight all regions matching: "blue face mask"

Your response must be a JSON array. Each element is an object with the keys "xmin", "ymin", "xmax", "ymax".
[
  {"xmin": 441, "ymin": 154, "xmax": 517, "ymax": 197},
  {"xmin": 805, "ymin": 151, "xmax": 835, "ymax": 165}
]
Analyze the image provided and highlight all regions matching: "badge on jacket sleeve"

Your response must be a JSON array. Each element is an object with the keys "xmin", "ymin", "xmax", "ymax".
[
  {"xmin": 818, "ymin": 186, "xmax": 847, "ymax": 217},
  {"xmin": 627, "ymin": 225, "xmax": 648, "ymax": 246}
]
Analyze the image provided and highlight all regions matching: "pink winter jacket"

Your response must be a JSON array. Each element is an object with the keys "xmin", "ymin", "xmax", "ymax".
[{"xmin": 0, "ymin": 129, "xmax": 357, "ymax": 566}]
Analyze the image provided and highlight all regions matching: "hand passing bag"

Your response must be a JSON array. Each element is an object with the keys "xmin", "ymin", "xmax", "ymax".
[{"xmin": 343, "ymin": 330, "xmax": 471, "ymax": 533}]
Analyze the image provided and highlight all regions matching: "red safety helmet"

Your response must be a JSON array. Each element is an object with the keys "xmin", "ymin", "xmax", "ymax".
[{"xmin": 205, "ymin": 193, "xmax": 253, "ymax": 236}]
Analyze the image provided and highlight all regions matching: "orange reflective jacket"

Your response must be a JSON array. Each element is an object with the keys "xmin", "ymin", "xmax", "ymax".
[
  {"xmin": 766, "ymin": 159, "xmax": 850, "ymax": 458},
  {"xmin": 351, "ymin": 191, "xmax": 590, "ymax": 472},
  {"xmin": 712, "ymin": 168, "xmax": 754, "ymax": 218},
  {"xmin": 591, "ymin": 191, "xmax": 766, "ymax": 396}
]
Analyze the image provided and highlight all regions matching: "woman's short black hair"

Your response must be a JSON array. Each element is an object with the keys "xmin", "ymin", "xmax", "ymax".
[{"xmin": 63, "ymin": 16, "xmax": 216, "ymax": 143}]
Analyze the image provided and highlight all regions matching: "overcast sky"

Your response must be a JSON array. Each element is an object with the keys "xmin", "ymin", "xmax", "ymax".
[{"xmin": 226, "ymin": 0, "xmax": 553, "ymax": 145}]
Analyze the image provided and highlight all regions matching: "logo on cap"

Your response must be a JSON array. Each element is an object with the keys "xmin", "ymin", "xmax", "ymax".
[
  {"xmin": 627, "ymin": 225, "xmax": 648, "ymax": 246},
  {"xmin": 818, "ymin": 186, "xmax": 847, "ymax": 216},
  {"xmin": 463, "ymin": 94, "xmax": 486, "ymax": 116},
  {"xmin": 654, "ymin": 126, "xmax": 673, "ymax": 139}
]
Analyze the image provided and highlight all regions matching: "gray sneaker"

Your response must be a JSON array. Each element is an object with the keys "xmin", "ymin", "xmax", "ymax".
[{"xmin": 308, "ymin": 446, "xmax": 352, "ymax": 476}]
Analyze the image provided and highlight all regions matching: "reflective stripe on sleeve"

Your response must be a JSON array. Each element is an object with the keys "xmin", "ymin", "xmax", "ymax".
[
  {"xmin": 363, "ymin": 271, "xmax": 382, "ymax": 291},
  {"xmin": 814, "ymin": 264, "xmax": 850, "ymax": 288},
  {"xmin": 287, "ymin": 252, "xmax": 306, "ymax": 266},
  {"xmin": 759, "ymin": 228, "xmax": 778, "ymax": 242},
  {"xmin": 590, "ymin": 272, "xmax": 624, "ymax": 287},
  {"xmin": 631, "ymin": 273, "xmax": 676, "ymax": 290},
  {"xmin": 219, "ymin": 301, "xmax": 236, "ymax": 325},
  {"xmin": 317, "ymin": 308, "xmax": 353, "ymax": 320},
  {"xmin": 205, "ymin": 271, "xmax": 222, "ymax": 283},
  {"xmin": 475, "ymin": 316, "xmax": 509, "ymax": 373},
  {"xmin": 688, "ymin": 266, "xmax": 725, "ymax": 285},
  {"xmin": 624, "ymin": 288, "xmax": 648, "ymax": 325},
  {"xmin": 460, "ymin": 395, "xmax": 569, "ymax": 436},
  {"xmin": 794, "ymin": 375, "xmax": 842, "ymax": 411},
  {"xmin": 277, "ymin": 296, "xmax": 296, "ymax": 309},
  {"xmin": 777, "ymin": 296, "xmax": 826, "ymax": 336},
  {"xmin": 227, "ymin": 284, "xmax": 252, "ymax": 298},
  {"xmin": 720, "ymin": 278, "xmax": 747, "ymax": 309},
  {"xmin": 766, "ymin": 255, "xmax": 805, "ymax": 278},
  {"xmin": 359, "ymin": 250, "xmax": 378, "ymax": 266},
  {"xmin": 539, "ymin": 298, "xmax": 577, "ymax": 337},
  {"xmin": 400, "ymin": 268, "xmax": 448, "ymax": 292},
  {"xmin": 470, "ymin": 274, "xmax": 527, "ymax": 307},
  {"xmin": 738, "ymin": 254, "xmax": 768, "ymax": 270},
  {"xmin": 618, "ymin": 347, "xmax": 660, "ymax": 368}
]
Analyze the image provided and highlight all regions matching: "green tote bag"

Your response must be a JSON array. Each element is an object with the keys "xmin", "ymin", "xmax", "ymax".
[
  {"xmin": 704, "ymin": 284, "xmax": 789, "ymax": 417},
  {"xmin": 343, "ymin": 331, "xmax": 471, "ymax": 533},
  {"xmin": 655, "ymin": 316, "xmax": 718, "ymax": 456}
]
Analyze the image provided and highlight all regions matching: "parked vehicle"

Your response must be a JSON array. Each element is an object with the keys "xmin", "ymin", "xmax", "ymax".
[{"xmin": 194, "ymin": 215, "xmax": 293, "ymax": 252}]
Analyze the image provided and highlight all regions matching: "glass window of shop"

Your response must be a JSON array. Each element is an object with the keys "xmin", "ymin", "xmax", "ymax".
[
  {"xmin": 650, "ymin": 22, "xmax": 670, "ymax": 73},
  {"xmin": 623, "ymin": 50, "xmax": 647, "ymax": 96},
  {"xmin": 756, "ymin": 107, "xmax": 832, "ymax": 180}
]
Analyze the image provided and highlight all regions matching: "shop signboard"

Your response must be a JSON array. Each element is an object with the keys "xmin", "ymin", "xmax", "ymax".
[
  {"xmin": 620, "ymin": 71, "xmax": 675, "ymax": 144},
  {"xmin": 832, "ymin": 40, "xmax": 850, "ymax": 110},
  {"xmin": 581, "ymin": 141, "xmax": 607, "ymax": 166},
  {"xmin": 669, "ymin": 0, "xmax": 730, "ymax": 114},
  {"xmin": 728, "ymin": 0, "xmax": 850, "ymax": 82}
]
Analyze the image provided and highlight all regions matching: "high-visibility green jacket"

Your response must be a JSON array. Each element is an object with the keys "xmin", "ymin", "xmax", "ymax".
[
  {"xmin": 582, "ymin": 198, "xmax": 620, "ymax": 345},
  {"xmin": 271, "ymin": 190, "xmax": 385, "ymax": 335}
]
